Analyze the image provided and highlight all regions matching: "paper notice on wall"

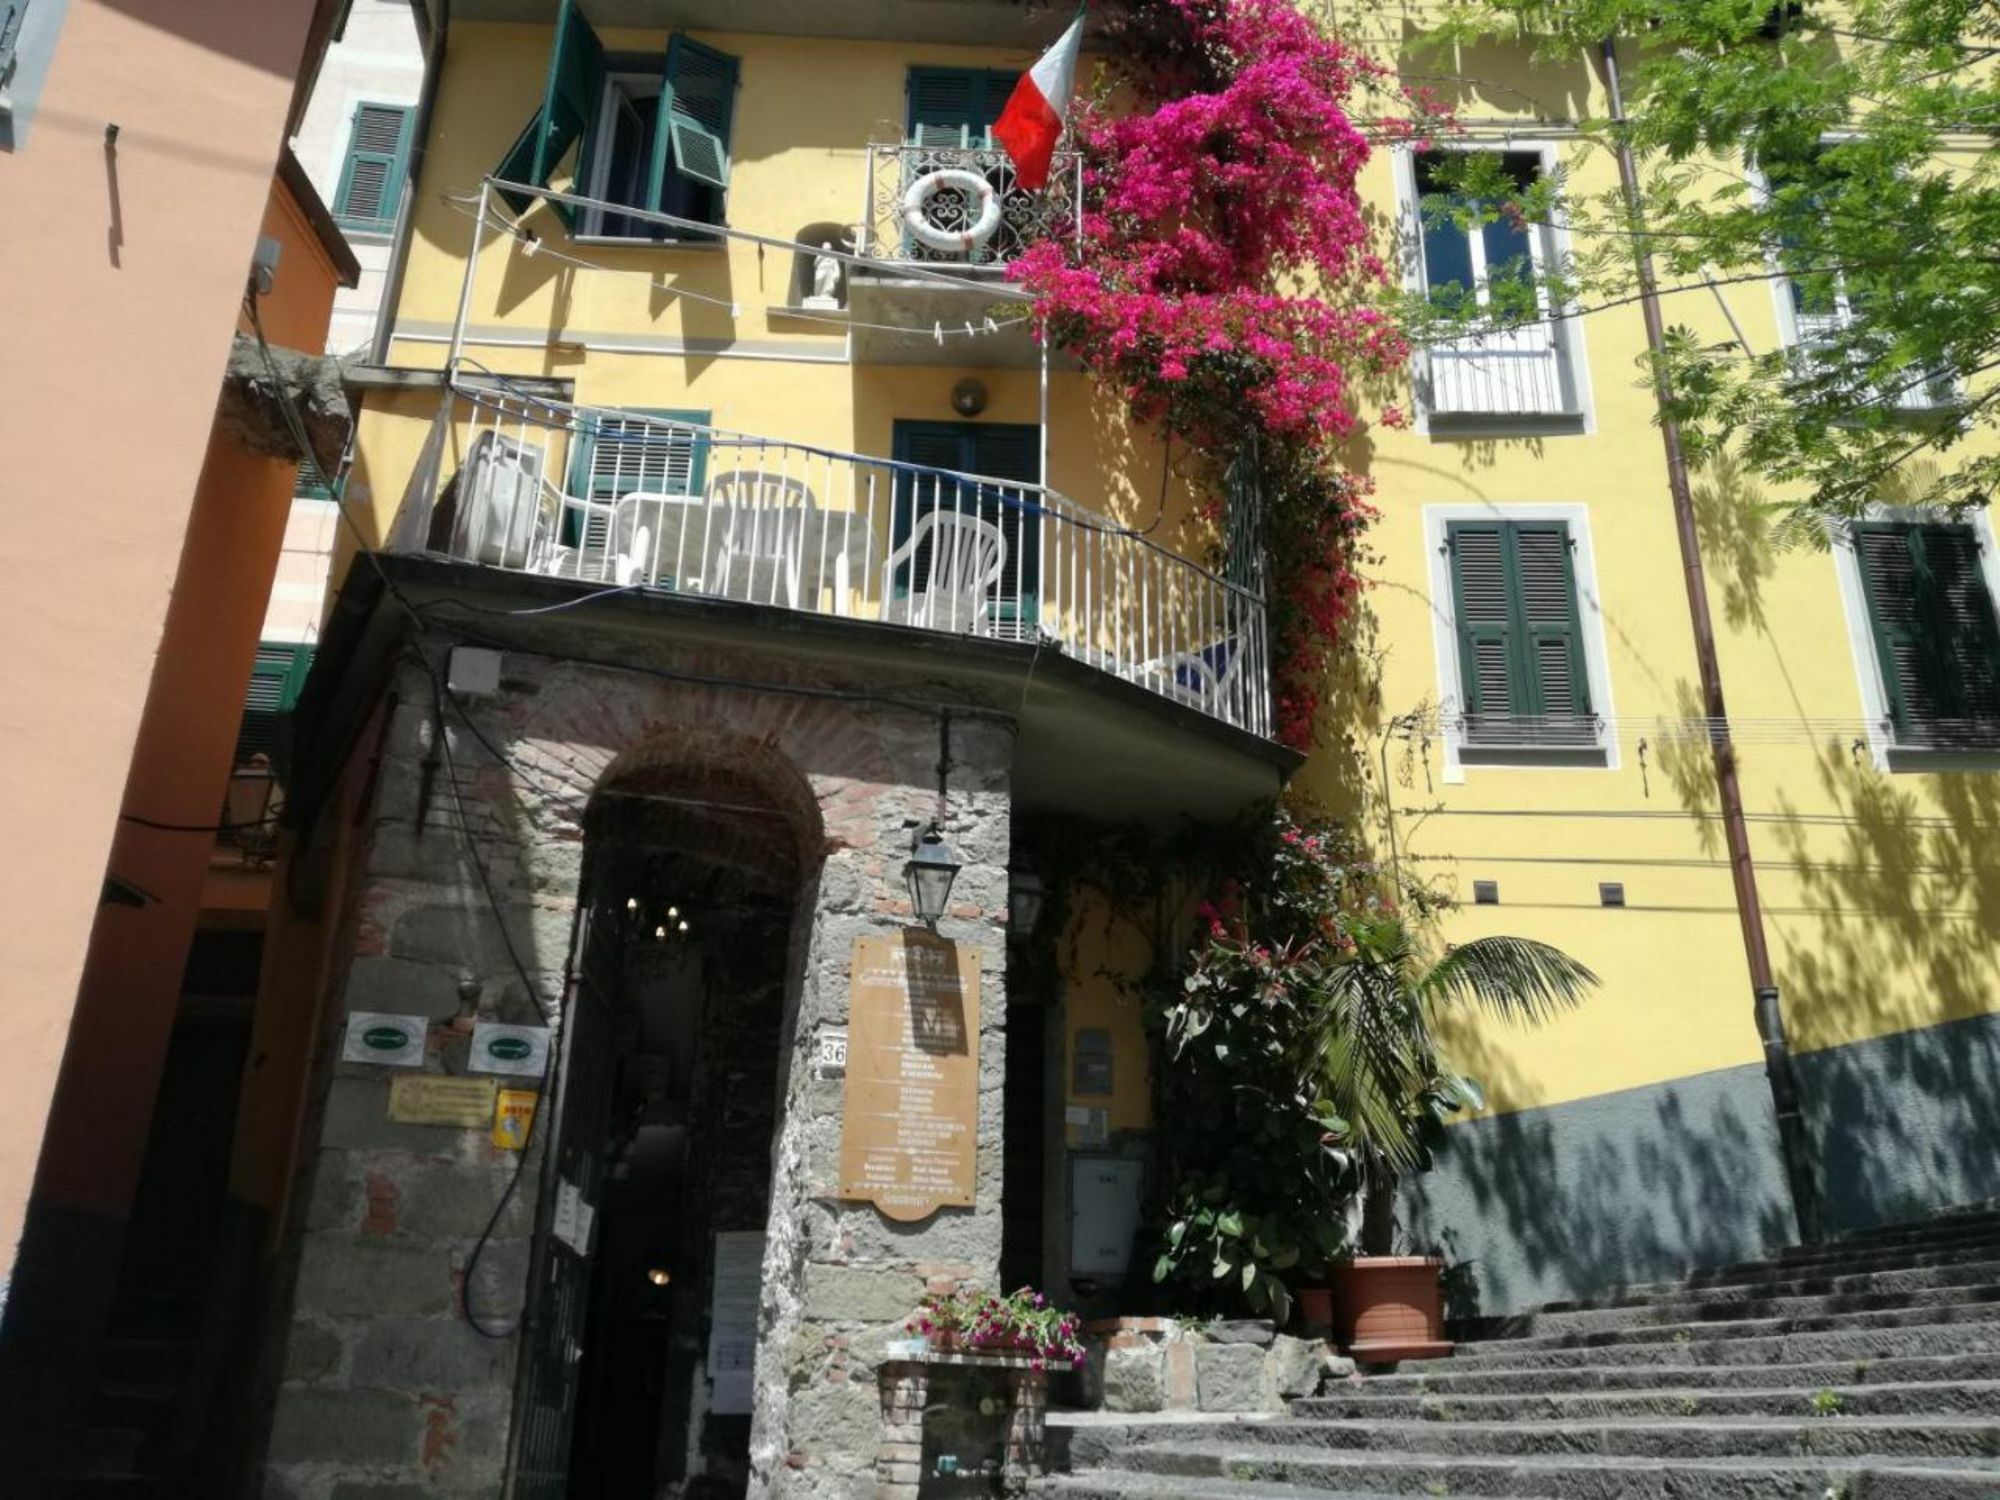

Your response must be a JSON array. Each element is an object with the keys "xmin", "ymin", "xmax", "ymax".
[
  {"xmin": 707, "ymin": 1231, "xmax": 764, "ymax": 1415},
  {"xmin": 469, "ymin": 1022, "xmax": 550, "ymax": 1077},
  {"xmin": 552, "ymin": 1179, "xmax": 594, "ymax": 1257}
]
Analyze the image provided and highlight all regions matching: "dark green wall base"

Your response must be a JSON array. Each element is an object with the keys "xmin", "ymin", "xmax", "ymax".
[
  {"xmin": 1406, "ymin": 1009, "xmax": 2000, "ymax": 1317},
  {"xmin": 1797, "ymin": 1006, "xmax": 2000, "ymax": 1236}
]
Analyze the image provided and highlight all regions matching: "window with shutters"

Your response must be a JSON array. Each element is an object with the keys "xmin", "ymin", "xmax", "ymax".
[
  {"xmin": 1444, "ymin": 519, "xmax": 1599, "ymax": 749},
  {"xmin": 494, "ymin": 1, "xmax": 738, "ymax": 241},
  {"xmin": 904, "ymin": 67, "xmax": 1018, "ymax": 147},
  {"xmin": 1852, "ymin": 522, "xmax": 2000, "ymax": 748},
  {"xmin": 562, "ymin": 409, "xmax": 709, "ymax": 549},
  {"xmin": 237, "ymin": 642, "xmax": 314, "ymax": 765},
  {"xmin": 333, "ymin": 102, "xmax": 412, "ymax": 234}
]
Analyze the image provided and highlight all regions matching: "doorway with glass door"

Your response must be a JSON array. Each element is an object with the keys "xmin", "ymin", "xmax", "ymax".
[{"xmin": 888, "ymin": 420, "xmax": 1042, "ymax": 642}]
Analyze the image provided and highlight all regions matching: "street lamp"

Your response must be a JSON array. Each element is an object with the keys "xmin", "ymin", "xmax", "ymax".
[
  {"xmin": 904, "ymin": 823, "xmax": 962, "ymax": 928},
  {"xmin": 1008, "ymin": 870, "xmax": 1046, "ymax": 937}
]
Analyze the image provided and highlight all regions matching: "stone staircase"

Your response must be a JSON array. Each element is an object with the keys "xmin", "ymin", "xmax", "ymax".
[{"xmin": 1040, "ymin": 1205, "xmax": 2000, "ymax": 1499}]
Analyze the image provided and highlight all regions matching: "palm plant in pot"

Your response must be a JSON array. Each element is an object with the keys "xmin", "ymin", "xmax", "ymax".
[
  {"xmin": 1145, "ymin": 812, "xmax": 1595, "ymax": 1353},
  {"xmin": 1313, "ymin": 907, "xmax": 1598, "ymax": 1360}
]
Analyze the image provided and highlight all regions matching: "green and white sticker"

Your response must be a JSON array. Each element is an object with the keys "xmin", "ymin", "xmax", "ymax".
[
  {"xmin": 342, "ymin": 1011, "xmax": 426, "ymax": 1068},
  {"xmin": 470, "ymin": 1022, "xmax": 549, "ymax": 1077}
]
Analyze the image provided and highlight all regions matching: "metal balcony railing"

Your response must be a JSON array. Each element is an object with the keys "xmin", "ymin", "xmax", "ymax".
[
  {"xmin": 394, "ymin": 382, "xmax": 1272, "ymax": 738},
  {"xmin": 859, "ymin": 142, "xmax": 1083, "ymax": 270}
]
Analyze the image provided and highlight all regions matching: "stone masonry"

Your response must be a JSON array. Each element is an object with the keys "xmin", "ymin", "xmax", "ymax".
[{"xmin": 262, "ymin": 630, "xmax": 1015, "ymax": 1500}]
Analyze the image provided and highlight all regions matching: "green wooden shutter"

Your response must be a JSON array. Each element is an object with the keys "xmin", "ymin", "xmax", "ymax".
[
  {"xmin": 1449, "ymin": 520, "xmax": 1591, "ymax": 745},
  {"xmin": 237, "ymin": 642, "xmax": 315, "ymax": 763},
  {"xmin": 1448, "ymin": 522, "xmax": 1520, "ymax": 738},
  {"xmin": 1512, "ymin": 522, "xmax": 1592, "ymax": 736},
  {"xmin": 1857, "ymin": 522, "xmax": 2000, "ymax": 744},
  {"xmin": 890, "ymin": 421, "xmax": 1041, "ymax": 619},
  {"xmin": 494, "ymin": 0, "xmax": 607, "ymax": 228},
  {"xmin": 333, "ymin": 103, "xmax": 412, "ymax": 232},
  {"xmin": 648, "ymin": 35, "xmax": 738, "ymax": 198},
  {"xmin": 906, "ymin": 67, "xmax": 1018, "ymax": 147},
  {"xmin": 562, "ymin": 409, "xmax": 709, "ymax": 547}
]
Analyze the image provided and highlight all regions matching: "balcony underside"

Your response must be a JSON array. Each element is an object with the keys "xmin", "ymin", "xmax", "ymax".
[
  {"xmin": 303, "ymin": 555, "xmax": 1297, "ymax": 827},
  {"xmin": 436, "ymin": 0, "xmax": 1063, "ymax": 46}
]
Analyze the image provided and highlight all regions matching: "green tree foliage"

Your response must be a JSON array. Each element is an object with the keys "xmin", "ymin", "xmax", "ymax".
[{"xmin": 1416, "ymin": 0, "xmax": 2000, "ymax": 519}]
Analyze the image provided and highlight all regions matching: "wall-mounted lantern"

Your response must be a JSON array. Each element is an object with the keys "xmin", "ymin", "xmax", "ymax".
[{"xmin": 904, "ymin": 823, "xmax": 962, "ymax": 928}]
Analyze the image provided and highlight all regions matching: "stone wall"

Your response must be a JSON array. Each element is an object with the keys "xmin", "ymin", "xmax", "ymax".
[{"xmin": 261, "ymin": 633, "xmax": 1016, "ymax": 1500}]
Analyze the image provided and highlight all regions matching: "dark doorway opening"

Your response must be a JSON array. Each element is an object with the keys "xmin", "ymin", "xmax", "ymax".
[
  {"xmin": 998, "ymin": 1001, "xmax": 1046, "ymax": 1292},
  {"xmin": 513, "ymin": 763, "xmax": 806, "ymax": 1500}
]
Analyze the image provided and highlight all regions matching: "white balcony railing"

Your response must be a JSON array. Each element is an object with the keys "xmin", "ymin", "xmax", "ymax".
[
  {"xmin": 1421, "ymin": 323, "xmax": 1577, "ymax": 419},
  {"xmin": 859, "ymin": 142, "xmax": 1083, "ymax": 270},
  {"xmin": 392, "ymin": 383, "xmax": 1272, "ymax": 738}
]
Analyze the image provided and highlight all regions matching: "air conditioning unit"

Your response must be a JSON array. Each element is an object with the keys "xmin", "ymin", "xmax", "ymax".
[{"xmin": 453, "ymin": 432, "xmax": 548, "ymax": 569}]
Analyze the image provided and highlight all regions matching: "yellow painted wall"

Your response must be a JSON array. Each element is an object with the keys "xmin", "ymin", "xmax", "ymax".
[{"xmin": 347, "ymin": 14, "xmax": 2000, "ymax": 1143}]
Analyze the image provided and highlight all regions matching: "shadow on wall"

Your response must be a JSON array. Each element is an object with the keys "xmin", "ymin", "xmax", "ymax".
[
  {"xmin": 1798, "ymin": 1010, "xmax": 2000, "ymax": 1234},
  {"xmin": 1404, "ymin": 1057, "xmax": 1795, "ymax": 1316}
]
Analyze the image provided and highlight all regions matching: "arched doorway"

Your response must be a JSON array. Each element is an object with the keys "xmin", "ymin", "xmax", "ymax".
[{"xmin": 513, "ymin": 753, "xmax": 819, "ymax": 1500}]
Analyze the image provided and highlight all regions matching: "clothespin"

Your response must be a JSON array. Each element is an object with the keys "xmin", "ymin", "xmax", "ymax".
[
  {"xmin": 984, "ymin": 317, "xmax": 1000, "ymax": 334},
  {"xmin": 521, "ymin": 232, "xmax": 540, "ymax": 258},
  {"xmin": 730, "ymin": 303, "xmax": 741, "ymax": 317},
  {"xmin": 933, "ymin": 321, "xmax": 944, "ymax": 346},
  {"xmin": 964, "ymin": 321, "xmax": 976, "ymax": 338}
]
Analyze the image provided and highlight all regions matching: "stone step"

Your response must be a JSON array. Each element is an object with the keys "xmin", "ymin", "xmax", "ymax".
[
  {"xmin": 1828, "ymin": 1208, "xmax": 2000, "ymax": 1249},
  {"xmin": 1469, "ymin": 1280, "xmax": 2000, "ymax": 1340},
  {"xmin": 1684, "ymin": 1229, "xmax": 2000, "ymax": 1287},
  {"xmin": 1076, "ymin": 1416, "xmax": 2000, "ymax": 1463},
  {"xmin": 1298, "ymin": 1377, "xmax": 2000, "ymax": 1423},
  {"xmin": 1101, "ymin": 1442, "xmax": 2000, "ymax": 1499},
  {"xmin": 1336, "ymin": 1350, "xmax": 2000, "ymax": 1397},
  {"xmin": 1036, "ymin": 1472, "xmax": 1489, "ymax": 1500},
  {"xmin": 1535, "ymin": 1253, "xmax": 2000, "ymax": 1314},
  {"xmin": 1425, "ymin": 1296, "xmax": 2000, "ymax": 1364},
  {"xmin": 1393, "ymin": 1320, "xmax": 2000, "ymax": 1375}
]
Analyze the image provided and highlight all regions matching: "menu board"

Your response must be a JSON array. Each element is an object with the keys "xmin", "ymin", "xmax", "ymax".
[{"xmin": 838, "ymin": 931, "xmax": 981, "ymax": 1222}]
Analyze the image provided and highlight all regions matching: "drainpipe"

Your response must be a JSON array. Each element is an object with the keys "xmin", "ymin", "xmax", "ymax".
[{"xmin": 1597, "ymin": 35, "xmax": 1824, "ymax": 1245}]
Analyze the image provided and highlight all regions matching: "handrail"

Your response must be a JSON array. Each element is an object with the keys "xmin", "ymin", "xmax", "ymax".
[{"xmin": 450, "ymin": 373, "xmax": 1267, "ymax": 607}]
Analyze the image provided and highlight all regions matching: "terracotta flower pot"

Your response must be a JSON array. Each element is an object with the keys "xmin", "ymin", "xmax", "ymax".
[
  {"xmin": 1295, "ymin": 1286, "xmax": 1335, "ymax": 1332},
  {"xmin": 1331, "ymin": 1256, "xmax": 1452, "ymax": 1362}
]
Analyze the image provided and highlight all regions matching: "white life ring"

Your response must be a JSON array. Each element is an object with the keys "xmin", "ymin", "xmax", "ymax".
[{"xmin": 901, "ymin": 168, "xmax": 1002, "ymax": 254}]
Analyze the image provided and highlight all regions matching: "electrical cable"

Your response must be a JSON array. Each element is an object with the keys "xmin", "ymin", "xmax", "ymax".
[{"xmin": 120, "ymin": 810, "xmax": 281, "ymax": 834}]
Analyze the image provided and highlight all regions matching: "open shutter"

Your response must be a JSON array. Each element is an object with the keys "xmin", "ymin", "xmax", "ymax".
[
  {"xmin": 1857, "ymin": 524, "xmax": 1926, "ymax": 733},
  {"xmin": 650, "ymin": 34, "xmax": 738, "ymax": 199},
  {"xmin": 495, "ymin": 0, "xmax": 607, "ymax": 228},
  {"xmin": 237, "ymin": 643, "xmax": 315, "ymax": 764},
  {"xmin": 564, "ymin": 410, "xmax": 708, "ymax": 548},
  {"xmin": 333, "ymin": 103, "xmax": 412, "ymax": 232},
  {"xmin": 1448, "ymin": 522, "xmax": 1519, "ymax": 740},
  {"xmin": 1513, "ymin": 523, "xmax": 1592, "ymax": 739}
]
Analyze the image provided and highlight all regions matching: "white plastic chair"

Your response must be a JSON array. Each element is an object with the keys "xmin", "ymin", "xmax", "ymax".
[{"xmin": 881, "ymin": 510, "xmax": 1007, "ymax": 633}]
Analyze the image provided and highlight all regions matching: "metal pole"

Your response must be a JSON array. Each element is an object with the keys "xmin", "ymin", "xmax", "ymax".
[
  {"xmin": 1598, "ymin": 35, "xmax": 1823, "ymax": 1244},
  {"xmin": 445, "ymin": 178, "xmax": 490, "ymax": 382},
  {"xmin": 1039, "ymin": 337, "xmax": 1051, "ymax": 488}
]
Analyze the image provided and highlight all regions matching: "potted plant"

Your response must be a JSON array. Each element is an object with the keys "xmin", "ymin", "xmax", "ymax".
[
  {"xmin": 1143, "ymin": 813, "xmax": 1595, "ymax": 1353},
  {"xmin": 1315, "ymin": 907, "xmax": 1597, "ymax": 1360},
  {"xmin": 906, "ymin": 1285, "xmax": 1087, "ymax": 1372}
]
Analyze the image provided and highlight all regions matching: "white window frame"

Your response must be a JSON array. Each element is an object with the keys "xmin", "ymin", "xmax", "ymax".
[
  {"xmin": 1828, "ymin": 506, "xmax": 2000, "ymax": 771},
  {"xmin": 579, "ymin": 70, "xmax": 663, "ymax": 240},
  {"xmin": 1751, "ymin": 144, "xmax": 1956, "ymax": 413},
  {"xmin": 1422, "ymin": 502, "xmax": 1619, "ymax": 781},
  {"xmin": 1393, "ymin": 139, "xmax": 1594, "ymax": 436}
]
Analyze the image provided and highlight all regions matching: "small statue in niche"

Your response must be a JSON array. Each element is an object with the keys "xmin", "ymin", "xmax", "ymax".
[{"xmin": 804, "ymin": 239, "xmax": 847, "ymax": 310}]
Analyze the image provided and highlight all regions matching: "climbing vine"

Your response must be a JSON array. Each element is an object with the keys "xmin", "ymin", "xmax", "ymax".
[{"xmin": 1016, "ymin": 0, "xmax": 1425, "ymax": 747}]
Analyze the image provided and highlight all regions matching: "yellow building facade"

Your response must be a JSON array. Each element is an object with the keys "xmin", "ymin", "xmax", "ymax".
[{"xmin": 256, "ymin": 2, "xmax": 2000, "ymax": 1493}]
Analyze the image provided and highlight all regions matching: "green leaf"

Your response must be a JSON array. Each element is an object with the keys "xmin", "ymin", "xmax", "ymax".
[
  {"xmin": 1153, "ymin": 1254, "xmax": 1174, "ymax": 1284},
  {"xmin": 1217, "ymin": 1212, "xmax": 1245, "ymax": 1239}
]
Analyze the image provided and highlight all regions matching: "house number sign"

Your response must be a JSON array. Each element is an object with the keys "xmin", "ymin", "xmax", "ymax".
[{"xmin": 837, "ymin": 931, "xmax": 980, "ymax": 1222}]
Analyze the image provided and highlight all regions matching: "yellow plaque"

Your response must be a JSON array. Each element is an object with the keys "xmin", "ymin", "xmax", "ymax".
[
  {"xmin": 387, "ymin": 1074, "xmax": 498, "ymax": 1128},
  {"xmin": 492, "ymin": 1088, "xmax": 540, "ymax": 1151},
  {"xmin": 838, "ymin": 931, "xmax": 980, "ymax": 1222}
]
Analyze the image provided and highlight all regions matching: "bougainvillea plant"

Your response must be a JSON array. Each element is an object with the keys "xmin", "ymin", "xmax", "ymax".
[
  {"xmin": 907, "ymin": 1285, "xmax": 1087, "ymax": 1371},
  {"xmin": 1015, "ymin": 0, "xmax": 1433, "ymax": 747}
]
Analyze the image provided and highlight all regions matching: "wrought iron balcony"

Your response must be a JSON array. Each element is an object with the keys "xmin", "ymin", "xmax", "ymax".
[
  {"xmin": 858, "ymin": 142, "xmax": 1083, "ymax": 272},
  {"xmin": 390, "ymin": 382, "xmax": 1273, "ymax": 738}
]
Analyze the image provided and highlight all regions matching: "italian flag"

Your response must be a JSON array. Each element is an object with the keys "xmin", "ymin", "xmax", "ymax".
[{"xmin": 993, "ymin": 13, "xmax": 1085, "ymax": 192}]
